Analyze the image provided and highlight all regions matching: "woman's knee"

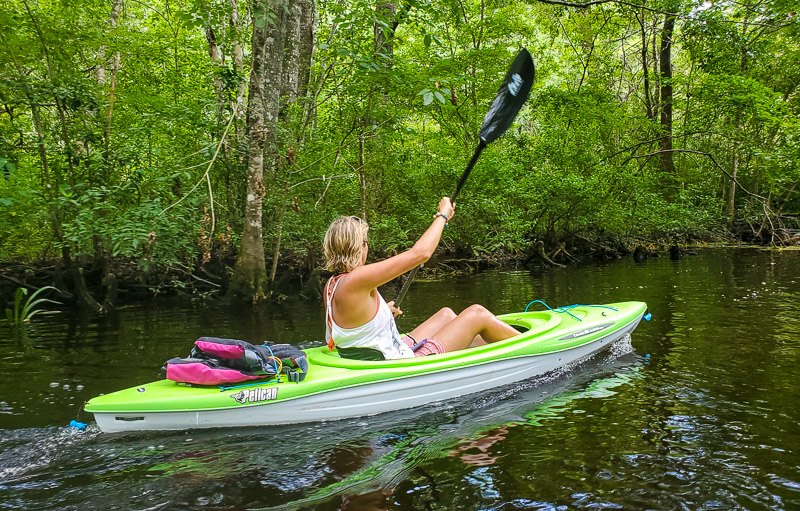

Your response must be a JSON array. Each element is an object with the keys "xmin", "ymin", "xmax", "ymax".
[
  {"xmin": 460, "ymin": 304, "xmax": 491, "ymax": 320},
  {"xmin": 438, "ymin": 307, "xmax": 456, "ymax": 320}
]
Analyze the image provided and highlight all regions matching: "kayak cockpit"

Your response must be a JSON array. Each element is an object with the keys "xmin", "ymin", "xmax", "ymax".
[{"xmin": 310, "ymin": 311, "xmax": 563, "ymax": 369}]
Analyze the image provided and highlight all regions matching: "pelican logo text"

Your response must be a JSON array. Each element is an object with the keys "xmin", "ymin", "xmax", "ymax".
[
  {"xmin": 558, "ymin": 322, "xmax": 615, "ymax": 340},
  {"xmin": 508, "ymin": 74, "xmax": 523, "ymax": 97},
  {"xmin": 230, "ymin": 387, "xmax": 278, "ymax": 404}
]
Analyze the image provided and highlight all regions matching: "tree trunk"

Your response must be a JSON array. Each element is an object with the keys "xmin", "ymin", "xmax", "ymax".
[
  {"xmin": 230, "ymin": 0, "xmax": 288, "ymax": 303},
  {"xmin": 97, "ymin": 0, "xmax": 123, "ymax": 109},
  {"xmin": 374, "ymin": 2, "xmax": 398, "ymax": 67},
  {"xmin": 358, "ymin": 128, "xmax": 367, "ymax": 221},
  {"xmin": 354, "ymin": 0, "xmax": 402, "ymax": 223},
  {"xmin": 728, "ymin": 144, "xmax": 738, "ymax": 222},
  {"xmin": 727, "ymin": 15, "xmax": 748, "ymax": 221},
  {"xmin": 229, "ymin": 0, "xmax": 248, "ymax": 117},
  {"xmin": 297, "ymin": 0, "xmax": 316, "ymax": 100},
  {"xmin": 101, "ymin": 0, "xmax": 123, "ymax": 162},
  {"xmin": 651, "ymin": 27, "xmax": 659, "ymax": 115},
  {"xmin": 89, "ymin": 0, "xmax": 123, "ymax": 270},
  {"xmin": 295, "ymin": 0, "xmax": 318, "ymax": 136},
  {"xmin": 658, "ymin": 14, "xmax": 675, "ymax": 177},
  {"xmin": 22, "ymin": 0, "xmax": 74, "ymax": 189},
  {"xmin": 205, "ymin": 25, "xmax": 226, "ymax": 129},
  {"xmin": 30, "ymin": 97, "xmax": 62, "ymax": 248},
  {"xmin": 268, "ymin": 0, "xmax": 316, "ymax": 285},
  {"xmin": 225, "ymin": 0, "xmax": 248, "ymax": 222},
  {"xmin": 280, "ymin": 0, "xmax": 303, "ymax": 114},
  {"xmin": 680, "ymin": 56, "xmax": 695, "ymax": 176},
  {"xmin": 638, "ymin": 9, "xmax": 654, "ymax": 121}
]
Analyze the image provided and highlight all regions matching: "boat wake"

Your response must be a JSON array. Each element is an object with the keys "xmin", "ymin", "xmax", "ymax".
[{"xmin": 0, "ymin": 424, "xmax": 102, "ymax": 481}]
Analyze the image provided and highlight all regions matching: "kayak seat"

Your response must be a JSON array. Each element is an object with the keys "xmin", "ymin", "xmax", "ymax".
[{"xmin": 336, "ymin": 346, "xmax": 386, "ymax": 361}]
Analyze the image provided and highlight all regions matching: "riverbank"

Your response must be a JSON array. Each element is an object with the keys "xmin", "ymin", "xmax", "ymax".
[{"xmin": 2, "ymin": 226, "xmax": 795, "ymax": 315}]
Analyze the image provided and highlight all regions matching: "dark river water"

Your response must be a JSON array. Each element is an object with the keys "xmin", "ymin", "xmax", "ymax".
[{"xmin": 1, "ymin": 247, "xmax": 798, "ymax": 510}]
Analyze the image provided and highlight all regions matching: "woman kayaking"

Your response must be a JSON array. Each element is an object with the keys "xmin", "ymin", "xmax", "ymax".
[{"xmin": 323, "ymin": 197, "xmax": 519, "ymax": 359}]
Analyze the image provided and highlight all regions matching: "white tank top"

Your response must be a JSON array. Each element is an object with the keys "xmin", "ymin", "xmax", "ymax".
[{"xmin": 325, "ymin": 275, "xmax": 414, "ymax": 360}]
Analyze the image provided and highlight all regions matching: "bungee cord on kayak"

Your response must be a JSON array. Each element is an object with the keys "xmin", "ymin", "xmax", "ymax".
[
  {"xmin": 219, "ymin": 376, "xmax": 281, "ymax": 391},
  {"xmin": 217, "ymin": 345, "xmax": 285, "ymax": 391},
  {"xmin": 523, "ymin": 300, "xmax": 620, "ymax": 322}
]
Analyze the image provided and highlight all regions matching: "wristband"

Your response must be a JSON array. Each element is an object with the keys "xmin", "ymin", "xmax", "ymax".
[{"xmin": 433, "ymin": 212, "xmax": 449, "ymax": 226}]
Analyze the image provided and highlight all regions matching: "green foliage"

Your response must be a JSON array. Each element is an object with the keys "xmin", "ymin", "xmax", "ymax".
[
  {"xmin": 1, "ymin": 0, "xmax": 799, "ymax": 282},
  {"xmin": 4, "ymin": 286, "xmax": 60, "ymax": 325},
  {"xmin": 56, "ymin": 184, "xmax": 202, "ymax": 268}
]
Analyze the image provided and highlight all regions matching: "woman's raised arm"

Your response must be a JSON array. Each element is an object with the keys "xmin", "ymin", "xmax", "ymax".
[{"xmin": 347, "ymin": 198, "xmax": 455, "ymax": 292}]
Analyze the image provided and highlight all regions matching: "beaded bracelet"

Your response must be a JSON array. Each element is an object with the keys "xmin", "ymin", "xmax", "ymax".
[{"xmin": 433, "ymin": 212, "xmax": 449, "ymax": 226}]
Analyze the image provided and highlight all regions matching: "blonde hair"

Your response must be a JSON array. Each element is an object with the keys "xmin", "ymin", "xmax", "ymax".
[{"xmin": 324, "ymin": 216, "xmax": 369, "ymax": 273}]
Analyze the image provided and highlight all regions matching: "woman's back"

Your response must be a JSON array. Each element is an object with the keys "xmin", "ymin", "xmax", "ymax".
[{"xmin": 325, "ymin": 274, "xmax": 413, "ymax": 359}]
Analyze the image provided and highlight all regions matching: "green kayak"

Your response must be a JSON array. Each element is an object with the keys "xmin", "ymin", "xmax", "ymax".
[{"xmin": 86, "ymin": 301, "xmax": 648, "ymax": 432}]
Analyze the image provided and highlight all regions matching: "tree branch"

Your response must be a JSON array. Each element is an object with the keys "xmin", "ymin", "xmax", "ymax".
[
  {"xmin": 631, "ymin": 148, "xmax": 768, "ymax": 201},
  {"xmin": 158, "ymin": 109, "xmax": 237, "ymax": 224}
]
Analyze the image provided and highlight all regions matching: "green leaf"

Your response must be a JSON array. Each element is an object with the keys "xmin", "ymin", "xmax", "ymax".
[
  {"xmin": 434, "ymin": 91, "xmax": 445, "ymax": 104},
  {"xmin": 423, "ymin": 92, "xmax": 434, "ymax": 105},
  {"xmin": 253, "ymin": 5, "xmax": 267, "ymax": 28},
  {"xmin": 424, "ymin": 34, "xmax": 431, "ymax": 48},
  {"xmin": 22, "ymin": 297, "xmax": 60, "ymax": 318}
]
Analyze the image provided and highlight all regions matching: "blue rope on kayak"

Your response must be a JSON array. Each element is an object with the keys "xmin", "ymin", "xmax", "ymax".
[
  {"xmin": 561, "ymin": 304, "xmax": 619, "ymax": 312},
  {"xmin": 218, "ymin": 345, "xmax": 283, "ymax": 391},
  {"xmin": 524, "ymin": 300, "xmax": 619, "ymax": 322},
  {"xmin": 524, "ymin": 300, "xmax": 581, "ymax": 321},
  {"xmin": 219, "ymin": 377, "xmax": 280, "ymax": 392}
]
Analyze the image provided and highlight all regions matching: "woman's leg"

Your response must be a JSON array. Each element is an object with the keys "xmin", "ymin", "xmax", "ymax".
[
  {"xmin": 406, "ymin": 307, "xmax": 456, "ymax": 342},
  {"xmin": 469, "ymin": 335, "xmax": 487, "ymax": 348},
  {"xmin": 431, "ymin": 305, "xmax": 518, "ymax": 353}
]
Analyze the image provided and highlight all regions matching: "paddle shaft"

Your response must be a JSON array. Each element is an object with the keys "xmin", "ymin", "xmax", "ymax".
[
  {"xmin": 394, "ymin": 264, "xmax": 420, "ymax": 307},
  {"xmin": 451, "ymin": 140, "xmax": 486, "ymax": 203}
]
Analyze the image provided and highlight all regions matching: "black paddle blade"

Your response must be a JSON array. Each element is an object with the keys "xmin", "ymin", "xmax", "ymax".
[{"xmin": 478, "ymin": 48, "xmax": 535, "ymax": 145}]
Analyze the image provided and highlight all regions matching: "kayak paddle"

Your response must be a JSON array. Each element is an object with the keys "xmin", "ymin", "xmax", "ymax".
[{"xmin": 395, "ymin": 48, "xmax": 535, "ymax": 307}]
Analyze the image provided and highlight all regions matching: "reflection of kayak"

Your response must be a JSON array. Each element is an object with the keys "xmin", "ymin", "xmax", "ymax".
[{"xmin": 86, "ymin": 301, "xmax": 648, "ymax": 432}]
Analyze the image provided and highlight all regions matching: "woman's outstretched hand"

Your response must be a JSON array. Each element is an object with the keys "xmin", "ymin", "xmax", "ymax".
[
  {"xmin": 438, "ymin": 197, "xmax": 455, "ymax": 220},
  {"xmin": 387, "ymin": 300, "xmax": 403, "ymax": 318}
]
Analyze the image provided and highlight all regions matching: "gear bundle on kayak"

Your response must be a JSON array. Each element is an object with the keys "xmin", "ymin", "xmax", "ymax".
[
  {"xmin": 162, "ymin": 337, "xmax": 309, "ymax": 386},
  {"xmin": 86, "ymin": 301, "xmax": 648, "ymax": 433}
]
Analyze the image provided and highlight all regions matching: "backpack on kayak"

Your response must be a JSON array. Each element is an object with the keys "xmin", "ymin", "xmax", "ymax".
[{"xmin": 162, "ymin": 337, "xmax": 309, "ymax": 386}]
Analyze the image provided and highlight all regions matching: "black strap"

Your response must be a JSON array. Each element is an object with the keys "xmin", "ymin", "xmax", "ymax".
[
  {"xmin": 285, "ymin": 369, "xmax": 306, "ymax": 383},
  {"xmin": 336, "ymin": 346, "xmax": 386, "ymax": 361}
]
